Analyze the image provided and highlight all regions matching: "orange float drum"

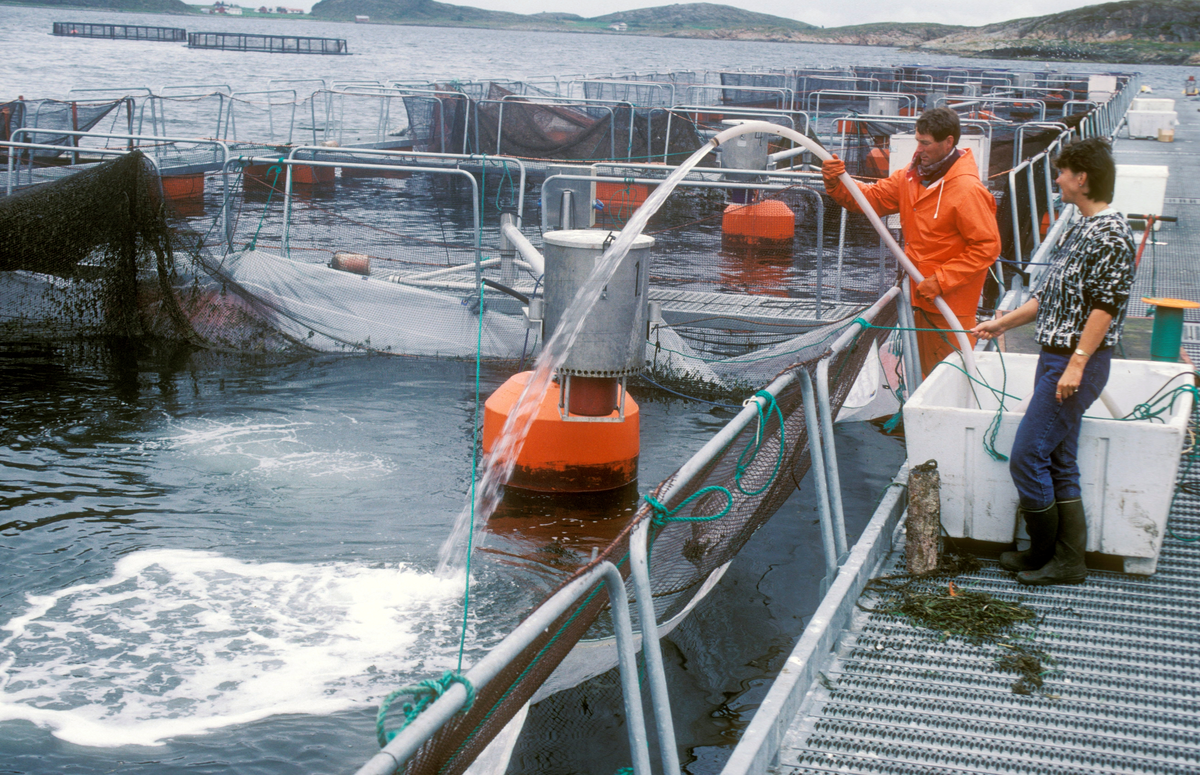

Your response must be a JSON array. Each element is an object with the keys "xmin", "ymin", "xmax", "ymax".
[
  {"xmin": 721, "ymin": 199, "xmax": 795, "ymax": 244},
  {"xmin": 483, "ymin": 372, "xmax": 639, "ymax": 492}
]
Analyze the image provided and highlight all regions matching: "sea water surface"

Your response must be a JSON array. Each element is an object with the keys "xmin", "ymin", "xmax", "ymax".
[{"xmin": 0, "ymin": 6, "xmax": 1194, "ymax": 773}]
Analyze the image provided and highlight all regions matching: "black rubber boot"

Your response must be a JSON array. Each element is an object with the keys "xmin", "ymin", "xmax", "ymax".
[
  {"xmin": 1018, "ymin": 498, "xmax": 1088, "ymax": 586},
  {"xmin": 1000, "ymin": 503, "xmax": 1058, "ymax": 573}
]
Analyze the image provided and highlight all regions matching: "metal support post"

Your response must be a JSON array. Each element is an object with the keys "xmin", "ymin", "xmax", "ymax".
[
  {"xmin": 630, "ymin": 519, "xmax": 681, "ymax": 775},
  {"xmin": 815, "ymin": 358, "xmax": 848, "ymax": 562},
  {"xmin": 898, "ymin": 280, "xmax": 923, "ymax": 397},
  {"xmin": 799, "ymin": 370, "xmax": 839, "ymax": 592},
  {"xmin": 499, "ymin": 212, "xmax": 518, "ymax": 285}
]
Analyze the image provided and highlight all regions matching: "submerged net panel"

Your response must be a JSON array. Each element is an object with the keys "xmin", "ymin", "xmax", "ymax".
[
  {"xmin": 400, "ymin": 298, "xmax": 898, "ymax": 775},
  {"xmin": 0, "ymin": 151, "xmax": 195, "ymax": 341}
]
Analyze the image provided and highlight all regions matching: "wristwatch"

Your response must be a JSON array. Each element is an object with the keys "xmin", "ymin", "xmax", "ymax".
[{"xmin": 1073, "ymin": 348, "xmax": 1091, "ymax": 357}]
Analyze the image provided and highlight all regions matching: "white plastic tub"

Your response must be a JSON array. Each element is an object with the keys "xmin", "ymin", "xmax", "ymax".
[
  {"xmin": 1130, "ymin": 97, "xmax": 1176, "ymax": 112},
  {"xmin": 1127, "ymin": 110, "xmax": 1178, "ymax": 139},
  {"xmin": 1112, "ymin": 164, "xmax": 1169, "ymax": 226},
  {"xmin": 903, "ymin": 351, "xmax": 1193, "ymax": 574}
]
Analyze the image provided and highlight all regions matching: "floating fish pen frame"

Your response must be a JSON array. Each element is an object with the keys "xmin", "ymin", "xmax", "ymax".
[
  {"xmin": 52, "ymin": 22, "xmax": 187, "ymax": 42},
  {"xmin": 187, "ymin": 33, "xmax": 348, "ymax": 55}
]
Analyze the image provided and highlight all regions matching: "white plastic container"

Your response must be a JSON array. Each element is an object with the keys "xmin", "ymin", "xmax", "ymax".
[
  {"xmin": 1126, "ymin": 110, "xmax": 1178, "ymax": 139},
  {"xmin": 1112, "ymin": 164, "xmax": 1169, "ymax": 226},
  {"xmin": 1130, "ymin": 97, "xmax": 1176, "ymax": 112},
  {"xmin": 903, "ymin": 352, "xmax": 1192, "ymax": 574}
]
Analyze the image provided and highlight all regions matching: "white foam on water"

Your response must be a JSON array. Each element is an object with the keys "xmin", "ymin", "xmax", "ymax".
[
  {"xmin": 168, "ymin": 418, "xmax": 392, "ymax": 478},
  {"xmin": 0, "ymin": 550, "xmax": 464, "ymax": 747}
]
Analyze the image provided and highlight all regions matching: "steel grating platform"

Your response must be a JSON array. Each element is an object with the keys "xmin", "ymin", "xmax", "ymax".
[{"xmin": 736, "ymin": 94, "xmax": 1200, "ymax": 775}]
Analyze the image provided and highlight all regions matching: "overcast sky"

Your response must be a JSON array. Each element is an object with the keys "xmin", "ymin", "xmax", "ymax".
[{"xmin": 308, "ymin": 0, "xmax": 1108, "ymax": 29}]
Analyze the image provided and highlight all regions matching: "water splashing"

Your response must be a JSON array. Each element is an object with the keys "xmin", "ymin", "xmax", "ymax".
[{"xmin": 435, "ymin": 139, "xmax": 725, "ymax": 576}]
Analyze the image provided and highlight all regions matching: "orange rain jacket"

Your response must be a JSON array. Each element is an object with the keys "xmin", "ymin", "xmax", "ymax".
[{"xmin": 825, "ymin": 148, "xmax": 1001, "ymax": 319}]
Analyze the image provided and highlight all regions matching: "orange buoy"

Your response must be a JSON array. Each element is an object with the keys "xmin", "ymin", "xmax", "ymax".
[
  {"xmin": 595, "ymin": 181, "xmax": 651, "ymax": 213},
  {"xmin": 161, "ymin": 173, "xmax": 204, "ymax": 201},
  {"xmin": 483, "ymin": 371, "xmax": 639, "ymax": 492},
  {"xmin": 864, "ymin": 146, "xmax": 890, "ymax": 178},
  {"xmin": 330, "ymin": 252, "xmax": 370, "ymax": 275},
  {"xmin": 721, "ymin": 199, "xmax": 795, "ymax": 244}
]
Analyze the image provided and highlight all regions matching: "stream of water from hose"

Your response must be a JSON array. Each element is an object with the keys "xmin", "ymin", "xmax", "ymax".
[{"xmin": 434, "ymin": 139, "xmax": 723, "ymax": 576}]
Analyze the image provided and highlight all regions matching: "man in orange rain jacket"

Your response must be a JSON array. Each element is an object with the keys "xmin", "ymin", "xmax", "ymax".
[{"xmin": 823, "ymin": 107, "xmax": 1001, "ymax": 377}]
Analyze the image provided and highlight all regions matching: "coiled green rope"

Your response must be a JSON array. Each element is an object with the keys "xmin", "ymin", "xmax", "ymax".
[{"xmin": 376, "ymin": 672, "xmax": 476, "ymax": 747}]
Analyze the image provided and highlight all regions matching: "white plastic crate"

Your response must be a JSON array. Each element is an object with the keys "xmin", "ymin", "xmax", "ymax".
[
  {"xmin": 1112, "ymin": 164, "xmax": 1169, "ymax": 228},
  {"xmin": 1127, "ymin": 110, "xmax": 1178, "ymax": 139},
  {"xmin": 1130, "ymin": 97, "xmax": 1176, "ymax": 112},
  {"xmin": 903, "ymin": 351, "xmax": 1193, "ymax": 574}
]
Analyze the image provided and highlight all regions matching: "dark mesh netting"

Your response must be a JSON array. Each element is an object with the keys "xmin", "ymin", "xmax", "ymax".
[
  {"xmin": 0, "ymin": 151, "xmax": 307, "ymax": 351},
  {"xmin": 399, "ymin": 297, "xmax": 898, "ymax": 775},
  {"xmin": 402, "ymin": 82, "xmax": 701, "ymax": 163},
  {"xmin": 0, "ymin": 98, "xmax": 128, "ymax": 160}
]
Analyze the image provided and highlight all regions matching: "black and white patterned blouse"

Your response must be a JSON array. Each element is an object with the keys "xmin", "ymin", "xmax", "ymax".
[{"xmin": 1033, "ymin": 209, "xmax": 1136, "ymax": 351}]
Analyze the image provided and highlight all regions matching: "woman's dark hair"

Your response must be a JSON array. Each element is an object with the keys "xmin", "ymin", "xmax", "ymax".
[
  {"xmin": 915, "ymin": 107, "xmax": 961, "ymax": 144},
  {"xmin": 1054, "ymin": 138, "xmax": 1117, "ymax": 203}
]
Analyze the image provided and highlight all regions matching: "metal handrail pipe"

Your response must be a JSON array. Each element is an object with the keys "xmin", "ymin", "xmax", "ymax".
[
  {"xmin": 354, "ymin": 561, "xmax": 651, "ymax": 775},
  {"xmin": 388, "ymin": 257, "xmax": 501, "ymax": 284},
  {"xmin": 500, "ymin": 221, "xmax": 544, "ymax": 277},
  {"xmin": 289, "ymin": 146, "xmax": 527, "ymax": 220},
  {"xmin": 652, "ymin": 371, "xmax": 797, "ymax": 506}
]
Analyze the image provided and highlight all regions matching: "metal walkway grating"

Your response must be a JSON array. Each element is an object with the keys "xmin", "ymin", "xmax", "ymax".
[{"xmin": 775, "ymin": 483, "xmax": 1200, "ymax": 775}]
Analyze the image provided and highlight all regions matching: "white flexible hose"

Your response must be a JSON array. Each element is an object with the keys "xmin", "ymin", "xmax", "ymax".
[{"xmin": 709, "ymin": 121, "xmax": 978, "ymax": 377}]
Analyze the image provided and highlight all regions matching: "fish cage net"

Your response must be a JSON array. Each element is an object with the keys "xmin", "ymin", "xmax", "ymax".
[
  {"xmin": 400, "ymin": 82, "xmax": 704, "ymax": 164},
  {"xmin": 0, "ymin": 98, "xmax": 130, "ymax": 160},
  {"xmin": 0, "ymin": 151, "xmax": 310, "ymax": 351},
  {"xmin": 397, "ymin": 296, "xmax": 898, "ymax": 775}
]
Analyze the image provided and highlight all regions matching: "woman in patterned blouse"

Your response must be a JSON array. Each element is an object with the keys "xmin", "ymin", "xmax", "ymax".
[{"xmin": 972, "ymin": 138, "xmax": 1136, "ymax": 586}]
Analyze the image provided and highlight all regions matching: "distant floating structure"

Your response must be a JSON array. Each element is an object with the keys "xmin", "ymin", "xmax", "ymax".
[
  {"xmin": 187, "ymin": 32, "xmax": 348, "ymax": 54},
  {"xmin": 52, "ymin": 22, "xmax": 187, "ymax": 42}
]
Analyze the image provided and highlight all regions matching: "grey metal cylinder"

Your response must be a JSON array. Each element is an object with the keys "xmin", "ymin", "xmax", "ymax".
[
  {"xmin": 719, "ymin": 119, "xmax": 769, "ymax": 172},
  {"xmin": 542, "ymin": 229, "xmax": 653, "ymax": 377}
]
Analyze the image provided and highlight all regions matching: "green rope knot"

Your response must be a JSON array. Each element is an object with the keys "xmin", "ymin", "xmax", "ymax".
[
  {"xmin": 644, "ymin": 486, "xmax": 732, "ymax": 526},
  {"xmin": 735, "ymin": 390, "xmax": 785, "ymax": 496},
  {"xmin": 376, "ymin": 671, "xmax": 475, "ymax": 748}
]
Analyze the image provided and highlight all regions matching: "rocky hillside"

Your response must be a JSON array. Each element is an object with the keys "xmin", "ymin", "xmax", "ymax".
[
  {"xmin": 592, "ymin": 3, "xmax": 814, "ymax": 31},
  {"xmin": 310, "ymin": 0, "xmax": 525, "ymax": 24},
  {"xmin": 30, "ymin": 0, "xmax": 191, "ymax": 12},
  {"xmin": 920, "ymin": 0, "xmax": 1200, "ymax": 62}
]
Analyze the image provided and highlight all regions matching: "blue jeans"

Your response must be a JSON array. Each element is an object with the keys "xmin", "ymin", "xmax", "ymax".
[{"xmin": 1009, "ymin": 348, "xmax": 1112, "ymax": 510}]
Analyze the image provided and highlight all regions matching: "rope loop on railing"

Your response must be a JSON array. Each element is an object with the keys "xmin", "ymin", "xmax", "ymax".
[{"xmin": 375, "ymin": 671, "xmax": 475, "ymax": 748}]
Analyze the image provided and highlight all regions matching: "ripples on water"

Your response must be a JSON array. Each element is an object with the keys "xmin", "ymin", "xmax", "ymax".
[{"xmin": 0, "ymin": 7, "xmax": 1191, "ymax": 771}]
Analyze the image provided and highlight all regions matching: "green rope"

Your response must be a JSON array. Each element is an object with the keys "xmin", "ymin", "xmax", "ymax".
[
  {"xmin": 644, "ymin": 485, "xmax": 733, "ymax": 525},
  {"xmin": 643, "ymin": 390, "xmax": 785, "ymax": 526},
  {"xmin": 245, "ymin": 159, "xmax": 284, "ymax": 252},
  {"xmin": 735, "ymin": 390, "xmax": 786, "ymax": 496},
  {"xmin": 458, "ymin": 276, "xmax": 486, "ymax": 672},
  {"xmin": 376, "ymin": 672, "xmax": 476, "ymax": 747}
]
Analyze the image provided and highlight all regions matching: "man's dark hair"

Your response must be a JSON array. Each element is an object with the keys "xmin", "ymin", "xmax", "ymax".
[
  {"xmin": 915, "ymin": 107, "xmax": 961, "ymax": 144},
  {"xmin": 1053, "ymin": 138, "xmax": 1116, "ymax": 203}
]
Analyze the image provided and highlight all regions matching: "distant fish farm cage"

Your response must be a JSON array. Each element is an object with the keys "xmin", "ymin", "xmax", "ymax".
[
  {"xmin": 52, "ymin": 22, "xmax": 187, "ymax": 42},
  {"xmin": 187, "ymin": 32, "xmax": 348, "ymax": 55}
]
